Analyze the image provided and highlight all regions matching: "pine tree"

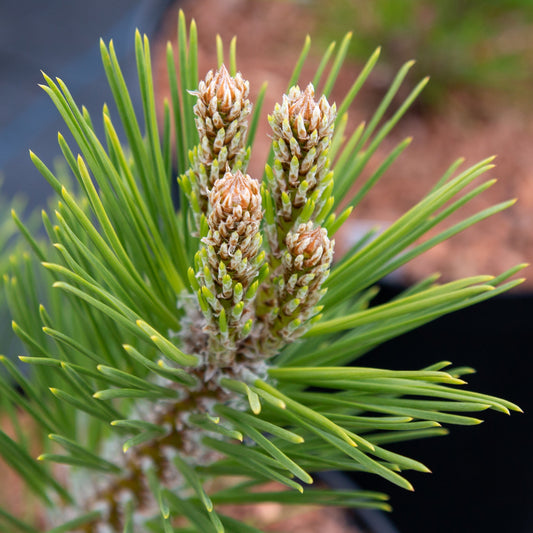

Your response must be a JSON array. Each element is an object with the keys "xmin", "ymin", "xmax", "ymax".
[{"xmin": 0, "ymin": 11, "xmax": 523, "ymax": 533}]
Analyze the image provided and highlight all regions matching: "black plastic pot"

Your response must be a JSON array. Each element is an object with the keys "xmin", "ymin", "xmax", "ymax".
[{"xmin": 347, "ymin": 283, "xmax": 532, "ymax": 533}]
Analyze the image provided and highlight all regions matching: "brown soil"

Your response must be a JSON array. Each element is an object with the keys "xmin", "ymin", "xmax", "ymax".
[
  {"xmin": 156, "ymin": 0, "xmax": 532, "ymax": 289},
  {"xmin": 0, "ymin": 413, "xmax": 46, "ymax": 529}
]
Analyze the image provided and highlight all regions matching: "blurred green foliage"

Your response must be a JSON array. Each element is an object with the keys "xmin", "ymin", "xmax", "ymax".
[
  {"xmin": 0, "ymin": 187, "xmax": 26, "ymax": 359},
  {"xmin": 310, "ymin": 0, "xmax": 533, "ymax": 107}
]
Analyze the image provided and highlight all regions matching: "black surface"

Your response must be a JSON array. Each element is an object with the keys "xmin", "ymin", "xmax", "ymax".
[
  {"xmin": 0, "ymin": 0, "xmax": 173, "ymax": 209},
  {"xmin": 349, "ymin": 284, "xmax": 532, "ymax": 533}
]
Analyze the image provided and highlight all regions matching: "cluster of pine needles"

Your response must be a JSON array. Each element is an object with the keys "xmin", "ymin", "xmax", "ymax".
[{"xmin": 0, "ymin": 10, "xmax": 524, "ymax": 533}]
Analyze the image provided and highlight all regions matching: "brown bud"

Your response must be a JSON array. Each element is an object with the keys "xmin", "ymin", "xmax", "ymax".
[
  {"xmin": 195, "ymin": 65, "xmax": 250, "ymax": 120},
  {"xmin": 266, "ymin": 84, "xmax": 336, "ymax": 258},
  {"xmin": 204, "ymin": 170, "xmax": 263, "ymax": 285},
  {"xmin": 256, "ymin": 222, "xmax": 333, "ymax": 354},
  {"xmin": 287, "ymin": 226, "xmax": 325, "ymax": 267},
  {"xmin": 208, "ymin": 170, "xmax": 261, "ymax": 235},
  {"xmin": 272, "ymin": 83, "xmax": 336, "ymax": 147},
  {"xmin": 185, "ymin": 66, "xmax": 252, "ymax": 226},
  {"xmin": 197, "ymin": 170, "xmax": 264, "ymax": 358},
  {"xmin": 210, "ymin": 169, "xmax": 260, "ymax": 215},
  {"xmin": 289, "ymin": 84, "xmax": 319, "ymax": 124},
  {"xmin": 286, "ymin": 223, "xmax": 332, "ymax": 271}
]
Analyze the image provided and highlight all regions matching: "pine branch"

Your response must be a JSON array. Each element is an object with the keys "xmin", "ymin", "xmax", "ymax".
[{"xmin": 0, "ymin": 10, "xmax": 523, "ymax": 533}]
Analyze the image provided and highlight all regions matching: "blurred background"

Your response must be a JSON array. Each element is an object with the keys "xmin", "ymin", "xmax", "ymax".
[
  {"xmin": 1, "ymin": 1, "xmax": 532, "ymax": 532},
  {"xmin": 0, "ymin": 0, "xmax": 173, "ymax": 206}
]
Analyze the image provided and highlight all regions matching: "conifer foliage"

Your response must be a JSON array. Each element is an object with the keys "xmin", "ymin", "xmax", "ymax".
[{"xmin": 0, "ymin": 11, "xmax": 524, "ymax": 533}]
